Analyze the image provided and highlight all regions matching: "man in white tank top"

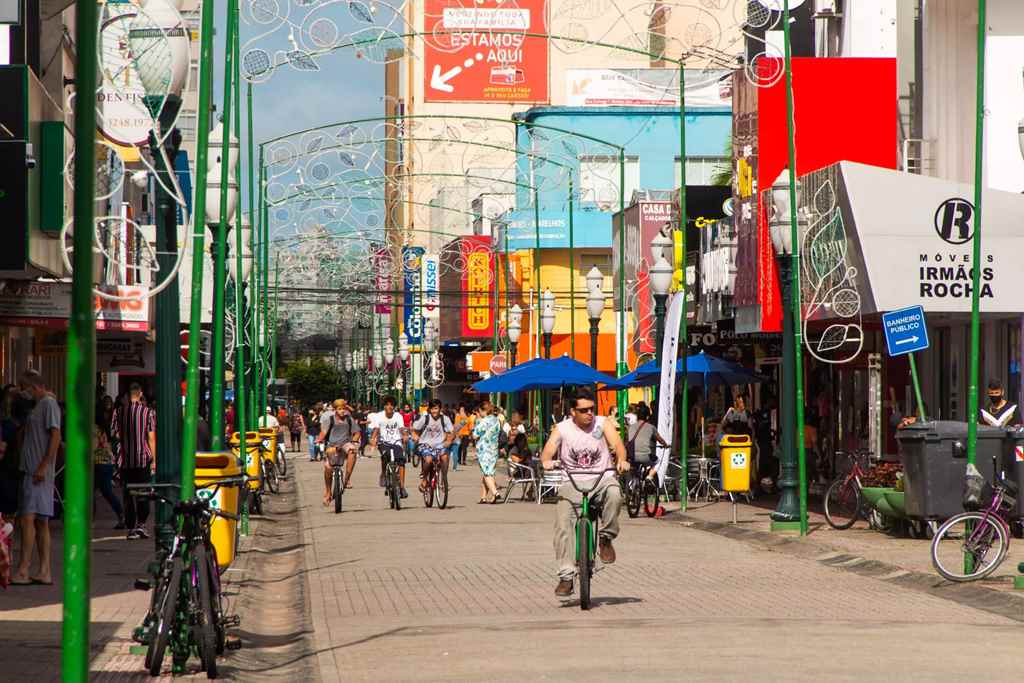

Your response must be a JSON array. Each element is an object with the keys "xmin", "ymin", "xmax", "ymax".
[{"xmin": 541, "ymin": 388, "xmax": 629, "ymax": 597}]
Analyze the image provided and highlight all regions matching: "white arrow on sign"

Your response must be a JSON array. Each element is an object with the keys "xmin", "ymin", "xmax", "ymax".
[
  {"xmin": 895, "ymin": 336, "xmax": 919, "ymax": 345},
  {"xmin": 430, "ymin": 64, "xmax": 462, "ymax": 92}
]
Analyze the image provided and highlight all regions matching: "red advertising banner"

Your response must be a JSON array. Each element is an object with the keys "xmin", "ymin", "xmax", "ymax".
[
  {"xmin": 424, "ymin": 0, "xmax": 549, "ymax": 103},
  {"xmin": 461, "ymin": 236, "xmax": 494, "ymax": 338},
  {"xmin": 373, "ymin": 246, "xmax": 393, "ymax": 314}
]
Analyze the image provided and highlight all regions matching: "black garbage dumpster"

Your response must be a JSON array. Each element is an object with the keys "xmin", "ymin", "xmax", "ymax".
[
  {"xmin": 896, "ymin": 421, "xmax": 1001, "ymax": 520},
  {"xmin": 1003, "ymin": 427, "xmax": 1024, "ymax": 519}
]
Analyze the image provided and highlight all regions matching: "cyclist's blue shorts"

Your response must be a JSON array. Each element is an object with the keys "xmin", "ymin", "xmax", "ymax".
[
  {"xmin": 417, "ymin": 443, "xmax": 447, "ymax": 460},
  {"xmin": 378, "ymin": 442, "xmax": 406, "ymax": 466}
]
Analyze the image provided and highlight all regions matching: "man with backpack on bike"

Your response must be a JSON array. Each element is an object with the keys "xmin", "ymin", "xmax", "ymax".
[
  {"xmin": 411, "ymin": 399, "xmax": 455, "ymax": 493},
  {"xmin": 540, "ymin": 388, "xmax": 630, "ymax": 597},
  {"xmin": 316, "ymin": 399, "xmax": 359, "ymax": 506},
  {"xmin": 370, "ymin": 396, "xmax": 409, "ymax": 499}
]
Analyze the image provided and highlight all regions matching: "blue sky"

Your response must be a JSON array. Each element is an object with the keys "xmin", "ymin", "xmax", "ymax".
[{"xmin": 211, "ymin": 4, "xmax": 387, "ymax": 204}]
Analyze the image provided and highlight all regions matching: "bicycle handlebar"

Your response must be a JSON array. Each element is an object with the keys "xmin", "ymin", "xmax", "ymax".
[{"xmin": 563, "ymin": 467, "xmax": 620, "ymax": 495}]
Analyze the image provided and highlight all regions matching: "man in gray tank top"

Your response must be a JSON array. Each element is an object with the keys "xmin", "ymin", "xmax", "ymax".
[{"xmin": 541, "ymin": 388, "xmax": 629, "ymax": 597}]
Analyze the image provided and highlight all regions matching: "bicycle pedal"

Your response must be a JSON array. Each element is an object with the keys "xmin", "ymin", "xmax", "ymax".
[
  {"xmin": 225, "ymin": 637, "xmax": 243, "ymax": 651},
  {"xmin": 133, "ymin": 578, "xmax": 151, "ymax": 591}
]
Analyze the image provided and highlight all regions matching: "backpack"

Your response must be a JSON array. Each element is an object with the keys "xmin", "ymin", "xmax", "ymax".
[{"xmin": 326, "ymin": 414, "xmax": 354, "ymax": 441}]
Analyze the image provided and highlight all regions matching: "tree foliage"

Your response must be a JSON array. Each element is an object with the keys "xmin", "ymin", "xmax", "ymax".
[{"xmin": 282, "ymin": 357, "xmax": 344, "ymax": 406}]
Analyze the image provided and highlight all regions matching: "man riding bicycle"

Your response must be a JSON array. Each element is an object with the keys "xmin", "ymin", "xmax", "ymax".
[
  {"xmin": 316, "ymin": 399, "xmax": 359, "ymax": 506},
  {"xmin": 540, "ymin": 388, "xmax": 629, "ymax": 597},
  {"xmin": 371, "ymin": 396, "xmax": 409, "ymax": 499},
  {"xmin": 411, "ymin": 399, "xmax": 454, "ymax": 493}
]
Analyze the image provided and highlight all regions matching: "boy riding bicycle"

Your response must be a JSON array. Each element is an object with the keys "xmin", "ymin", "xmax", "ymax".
[
  {"xmin": 317, "ymin": 399, "xmax": 359, "ymax": 506},
  {"xmin": 371, "ymin": 396, "xmax": 409, "ymax": 499},
  {"xmin": 411, "ymin": 399, "xmax": 455, "ymax": 492}
]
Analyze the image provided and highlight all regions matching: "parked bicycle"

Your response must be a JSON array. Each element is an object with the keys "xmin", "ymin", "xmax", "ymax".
[
  {"xmin": 276, "ymin": 441, "xmax": 288, "ymax": 478},
  {"xmin": 930, "ymin": 453, "xmax": 1019, "ymax": 582},
  {"xmin": 622, "ymin": 462, "xmax": 659, "ymax": 518},
  {"xmin": 259, "ymin": 434, "xmax": 280, "ymax": 495},
  {"xmin": 129, "ymin": 478, "xmax": 243, "ymax": 678},
  {"xmin": 566, "ymin": 467, "xmax": 618, "ymax": 611},
  {"xmin": 823, "ymin": 449, "xmax": 874, "ymax": 529}
]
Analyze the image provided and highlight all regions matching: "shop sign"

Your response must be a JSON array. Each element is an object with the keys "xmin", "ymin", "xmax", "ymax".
[
  {"xmin": 421, "ymin": 254, "xmax": 440, "ymax": 323},
  {"xmin": 424, "ymin": 0, "xmax": 548, "ymax": 103},
  {"xmin": 402, "ymin": 246, "xmax": 424, "ymax": 344},
  {"xmin": 0, "ymin": 282, "xmax": 150, "ymax": 331},
  {"xmin": 462, "ymin": 246, "xmax": 492, "ymax": 336}
]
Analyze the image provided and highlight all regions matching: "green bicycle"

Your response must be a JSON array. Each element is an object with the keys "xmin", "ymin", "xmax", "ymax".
[
  {"xmin": 566, "ymin": 468, "xmax": 618, "ymax": 611},
  {"xmin": 129, "ymin": 477, "xmax": 243, "ymax": 678}
]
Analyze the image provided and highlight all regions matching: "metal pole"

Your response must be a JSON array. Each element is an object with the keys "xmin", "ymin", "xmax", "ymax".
[
  {"xmin": 589, "ymin": 317, "xmax": 600, "ymax": 369},
  {"xmin": 966, "ymin": 0, "xmax": 986, "ymax": 469},
  {"xmin": 231, "ymin": 1, "xmax": 249, "ymax": 533},
  {"xmin": 151, "ymin": 105, "xmax": 184, "ymax": 551},
  {"xmin": 617, "ymin": 149, "xmax": 627, "ymax": 431},
  {"xmin": 534, "ymin": 189, "xmax": 542, "ymax": 439},
  {"xmin": 909, "ymin": 354, "xmax": 927, "ymax": 421},
  {"xmin": 677, "ymin": 59, "xmax": 690, "ymax": 508},
  {"xmin": 210, "ymin": 0, "xmax": 238, "ymax": 449},
  {"xmin": 271, "ymin": 254, "xmax": 280, "ymax": 392},
  {"xmin": 246, "ymin": 84, "xmax": 256, "ymax": 430},
  {"xmin": 783, "ymin": 0, "xmax": 809, "ymax": 535},
  {"xmin": 62, "ymin": 2, "xmax": 98, "ymax": 677},
  {"xmin": 179, "ymin": 0, "xmax": 218, "ymax": 501},
  {"xmin": 252, "ymin": 149, "xmax": 264, "ymax": 428},
  {"xmin": 261, "ymin": 163, "xmax": 270, "ymax": 417},
  {"xmin": 568, "ymin": 179, "xmax": 575, "ymax": 359}
]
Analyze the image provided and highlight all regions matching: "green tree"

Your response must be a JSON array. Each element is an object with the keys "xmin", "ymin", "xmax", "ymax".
[{"xmin": 282, "ymin": 357, "xmax": 344, "ymax": 406}]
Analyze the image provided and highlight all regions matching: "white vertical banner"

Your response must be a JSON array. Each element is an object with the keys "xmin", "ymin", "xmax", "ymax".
[
  {"xmin": 421, "ymin": 254, "xmax": 440, "ymax": 323},
  {"xmin": 655, "ymin": 291, "xmax": 685, "ymax": 482}
]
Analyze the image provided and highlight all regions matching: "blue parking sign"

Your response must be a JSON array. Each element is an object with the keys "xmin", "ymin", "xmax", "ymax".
[{"xmin": 882, "ymin": 306, "xmax": 930, "ymax": 357}]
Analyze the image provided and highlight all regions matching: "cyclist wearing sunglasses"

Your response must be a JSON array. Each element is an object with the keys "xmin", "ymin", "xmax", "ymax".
[{"xmin": 541, "ymin": 388, "xmax": 630, "ymax": 597}]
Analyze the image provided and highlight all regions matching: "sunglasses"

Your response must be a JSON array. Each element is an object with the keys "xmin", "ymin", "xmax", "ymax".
[{"xmin": 574, "ymin": 406, "xmax": 595, "ymax": 414}]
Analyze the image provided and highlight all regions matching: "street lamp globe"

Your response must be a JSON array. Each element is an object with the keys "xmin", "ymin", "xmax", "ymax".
[
  {"xmin": 423, "ymin": 321, "xmax": 439, "ymax": 354},
  {"xmin": 586, "ymin": 266, "xmax": 605, "ymax": 321},
  {"xmin": 649, "ymin": 255, "xmax": 673, "ymax": 297},
  {"xmin": 228, "ymin": 213, "xmax": 253, "ymax": 283},
  {"xmin": 650, "ymin": 230, "xmax": 673, "ymax": 265},
  {"xmin": 128, "ymin": 0, "xmax": 190, "ymax": 107},
  {"xmin": 540, "ymin": 289, "xmax": 556, "ymax": 335},
  {"xmin": 507, "ymin": 304, "xmax": 523, "ymax": 344},
  {"xmin": 372, "ymin": 346, "xmax": 383, "ymax": 369},
  {"xmin": 399, "ymin": 336, "xmax": 410, "ymax": 363},
  {"xmin": 206, "ymin": 121, "xmax": 239, "ymax": 226},
  {"xmin": 770, "ymin": 168, "xmax": 801, "ymax": 256},
  {"xmin": 384, "ymin": 340, "xmax": 395, "ymax": 365}
]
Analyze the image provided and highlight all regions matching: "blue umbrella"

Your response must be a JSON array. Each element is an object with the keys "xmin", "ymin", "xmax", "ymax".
[
  {"xmin": 472, "ymin": 355, "xmax": 616, "ymax": 392},
  {"xmin": 601, "ymin": 351, "xmax": 765, "ymax": 389}
]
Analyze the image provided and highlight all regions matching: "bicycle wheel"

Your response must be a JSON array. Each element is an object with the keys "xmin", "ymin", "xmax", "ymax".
[
  {"xmin": 193, "ymin": 545, "xmax": 219, "ymax": 677},
  {"xmin": 205, "ymin": 545, "xmax": 226, "ymax": 655},
  {"xmin": 824, "ymin": 478, "xmax": 861, "ymax": 530},
  {"xmin": 410, "ymin": 447, "xmax": 420, "ymax": 468},
  {"xmin": 333, "ymin": 469, "xmax": 343, "ymax": 514},
  {"xmin": 263, "ymin": 459, "xmax": 279, "ymax": 495},
  {"xmin": 251, "ymin": 490, "xmax": 263, "ymax": 516},
  {"xmin": 422, "ymin": 469, "xmax": 435, "ymax": 508},
  {"xmin": 643, "ymin": 478, "xmax": 660, "ymax": 518},
  {"xmin": 277, "ymin": 447, "xmax": 288, "ymax": 478},
  {"xmin": 577, "ymin": 518, "xmax": 591, "ymax": 610},
  {"xmin": 390, "ymin": 470, "xmax": 401, "ymax": 511},
  {"xmin": 931, "ymin": 512, "xmax": 1010, "ymax": 582},
  {"xmin": 437, "ymin": 468, "xmax": 449, "ymax": 509},
  {"xmin": 147, "ymin": 556, "xmax": 182, "ymax": 677},
  {"xmin": 625, "ymin": 475, "xmax": 641, "ymax": 518}
]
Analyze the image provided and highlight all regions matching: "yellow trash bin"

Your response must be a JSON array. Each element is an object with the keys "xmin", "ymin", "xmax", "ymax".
[
  {"xmin": 231, "ymin": 431, "xmax": 261, "ymax": 494},
  {"xmin": 258, "ymin": 427, "xmax": 278, "ymax": 466},
  {"xmin": 719, "ymin": 434, "xmax": 752, "ymax": 493},
  {"xmin": 195, "ymin": 451, "xmax": 241, "ymax": 571}
]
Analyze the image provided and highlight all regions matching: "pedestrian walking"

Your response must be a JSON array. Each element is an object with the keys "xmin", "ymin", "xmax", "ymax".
[
  {"xmin": 471, "ymin": 401, "xmax": 501, "ymax": 504},
  {"xmin": 305, "ymin": 406, "xmax": 321, "ymax": 461},
  {"xmin": 11, "ymin": 370, "xmax": 61, "ymax": 586},
  {"xmin": 93, "ymin": 420, "xmax": 124, "ymax": 528},
  {"xmin": 289, "ymin": 410, "xmax": 304, "ymax": 451},
  {"xmin": 111, "ymin": 383, "xmax": 156, "ymax": 540}
]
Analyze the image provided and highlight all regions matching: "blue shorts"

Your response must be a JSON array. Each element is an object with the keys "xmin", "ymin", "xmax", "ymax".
[
  {"xmin": 379, "ymin": 442, "xmax": 406, "ymax": 466},
  {"xmin": 417, "ymin": 444, "xmax": 447, "ymax": 460}
]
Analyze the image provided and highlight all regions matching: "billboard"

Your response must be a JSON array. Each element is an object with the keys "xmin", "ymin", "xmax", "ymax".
[
  {"xmin": 461, "ymin": 237, "xmax": 493, "ymax": 338},
  {"xmin": 565, "ymin": 69, "xmax": 731, "ymax": 108},
  {"xmin": 0, "ymin": 282, "xmax": 150, "ymax": 332},
  {"xmin": 423, "ymin": 0, "xmax": 549, "ymax": 103},
  {"xmin": 373, "ymin": 246, "xmax": 393, "ymax": 314},
  {"xmin": 421, "ymin": 253, "xmax": 440, "ymax": 324},
  {"xmin": 985, "ymin": 36, "xmax": 1024, "ymax": 193},
  {"xmin": 402, "ymin": 246, "xmax": 424, "ymax": 344}
]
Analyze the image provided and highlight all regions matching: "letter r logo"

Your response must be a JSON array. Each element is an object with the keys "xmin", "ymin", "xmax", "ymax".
[{"xmin": 934, "ymin": 198, "xmax": 974, "ymax": 245}]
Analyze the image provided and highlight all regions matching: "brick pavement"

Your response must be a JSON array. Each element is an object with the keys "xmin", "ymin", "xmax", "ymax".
[{"xmin": 294, "ymin": 453, "xmax": 1024, "ymax": 682}]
